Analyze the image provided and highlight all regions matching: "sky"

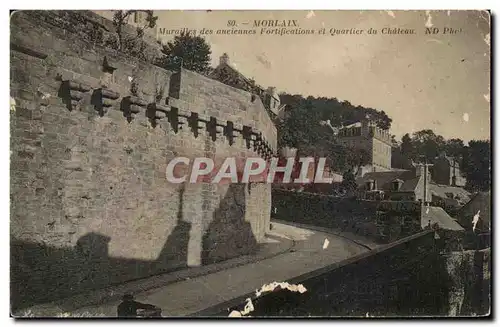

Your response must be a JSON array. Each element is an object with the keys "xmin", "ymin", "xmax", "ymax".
[{"xmin": 97, "ymin": 10, "xmax": 491, "ymax": 143}]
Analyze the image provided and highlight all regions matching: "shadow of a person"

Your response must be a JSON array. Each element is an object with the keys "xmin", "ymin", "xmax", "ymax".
[{"xmin": 117, "ymin": 294, "xmax": 162, "ymax": 318}]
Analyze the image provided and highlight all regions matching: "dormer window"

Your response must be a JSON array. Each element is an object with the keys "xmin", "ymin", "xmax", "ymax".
[{"xmin": 392, "ymin": 179, "xmax": 403, "ymax": 191}]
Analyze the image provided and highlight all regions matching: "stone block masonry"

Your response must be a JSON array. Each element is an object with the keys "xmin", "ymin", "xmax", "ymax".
[
  {"xmin": 10, "ymin": 11, "xmax": 275, "ymax": 311},
  {"xmin": 272, "ymin": 189, "xmax": 423, "ymax": 244}
]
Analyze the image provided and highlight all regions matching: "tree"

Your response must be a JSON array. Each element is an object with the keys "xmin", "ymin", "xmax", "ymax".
[
  {"xmin": 346, "ymin": 147, "xmax": 370, "ymax": 175},
  {"xmin": 390, "ymin": 135, "xmax": 399, "ymax": 147},
  {"xmin": 110, "ymin": 10, "xmax": 158, "ymax": 59},
  {"xmin": 400, "ymin": 133, "xmax": 415, "ymax": 159},
  {"xmin": 409, "ymin": 129, "xmax": 446, "ymax": 162},
  {"xmin": 277, "ymin": 94, "xmax": 324, "ymax": 149},
  {"xmin": 462, "ymin": 140, "xmax": 491, "ymax": 191},
  {"xmin": 341, "ymin": 170, "xmax": 358, "ymax": 194},
  {"xmin": 160, "ymin": 32, "xmax": 212, "ymax": 74},
  {"xmin": 278, "ymin": 93, "xmax": 392, "ymax": 136},
  {"xmin": 393, "ymin": 129, "xmax": 489, "ymax": 191},
  {"xmin": 395, "ymin": 130, "xmax": 459, "ymax": 169},
  {"xmin": 372, "ymin": 109, "xmax": 392, "ymax": 130},
  {"xmin": 444, "ymin": 138, "xmax": 466, "ymax": 160},
  {"xmin": 276, "ymin": 92, "xmax": 395, "ymax": 177}
]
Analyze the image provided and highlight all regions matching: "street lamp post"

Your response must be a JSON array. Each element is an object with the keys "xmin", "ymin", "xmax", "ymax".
[{"xmin": 418, "ymin": 155, "xmax": 433, "ymax": 205}]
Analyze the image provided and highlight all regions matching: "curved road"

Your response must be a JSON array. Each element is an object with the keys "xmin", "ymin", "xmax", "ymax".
[{"xmin": 71, "ymin": 221, "xmax": 370, "ymax": 317}]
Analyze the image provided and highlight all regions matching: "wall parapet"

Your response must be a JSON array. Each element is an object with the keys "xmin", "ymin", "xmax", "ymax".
[
  {"xmin": 272, "ymin": 189, "xmax": 423, "ymax": 244},
  {"xmin": 338, "ymin": 123, "xmax": 392, "ymax": 145},
  {"xmin": 15, "ymin": 10, "xmax": 163, "ymax": 63},
  {"xmin": 10, "ymin": 10, "xmax": 277, "ymax": 160},
  {"xmin": 10, "ymin": 10, "xmax": 276, "ymax": 309},
  {"xmin": 369, "ymin": 126, "xmax": 392, "ymax": 145},
  {"xmin": 169, "ymin": 68, "xmax": 277, "ymax": 151}
]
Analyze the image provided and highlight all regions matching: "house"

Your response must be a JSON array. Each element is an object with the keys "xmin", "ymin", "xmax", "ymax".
[
  {"xmin": 429, "ymin": 183, "xmax": 471, "ymax": 212},
  {"xmin": 422, "ymin": 206, "xmax": 465, "ymax": 252},
  {"xmin": 208, "ymin": 53, "xmax": 284, "ymax": 117},
  {"xmin": 456, "ymin": 191, "xmax": 491, "ymax": 249},
  {"xmin": 356, "ymin": 164, "xmax": 432, "ymax": 203},
  {"xmin": 456, "ymin": 191, "xmax": 491, "ymax": 233},
  {"xmin": 337, "ymin": 118, "xmax": 393, "ymax": 175},
  {"xmin": 430, "ymin": 155, "xmax": 467, "ymax": 187},
  {"xmin": 421, "ymin": 206, "xmax": 465, "ymax": 231}
]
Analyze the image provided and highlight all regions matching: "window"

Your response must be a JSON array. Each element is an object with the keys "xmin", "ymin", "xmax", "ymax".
[
  {"xmin": 134, "ymin": 12, "xmax": 139, "ymax": 23},
  {"xmin": 392, "ymin": 179, "xmax": 403, "ymax": 191}
]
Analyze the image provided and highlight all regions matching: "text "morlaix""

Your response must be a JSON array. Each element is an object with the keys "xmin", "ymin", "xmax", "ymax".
[{"xmin": 253, "ymin": 20, "xmax": 299, "ymax": 28}]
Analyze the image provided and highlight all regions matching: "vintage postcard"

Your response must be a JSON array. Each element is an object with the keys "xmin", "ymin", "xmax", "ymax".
[{"xmin": 10, "ymin": 9, "xmax": 491, "ymax": 318}]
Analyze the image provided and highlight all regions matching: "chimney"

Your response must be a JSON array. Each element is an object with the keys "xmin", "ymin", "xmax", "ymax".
[
  {"xmin": 220, "ymin": 53, "xmax": 229, "ymax": 65},
  {"xmin": 361, "ymin": 119, "xmax": 370, "ymax": 136},
  {"xmin": 414, "ymin": 164, "xmax": 425, "ymax": 177},
  {"xmin": 414, "ymin": 162, "xmax": 432, "ymax": 203}
]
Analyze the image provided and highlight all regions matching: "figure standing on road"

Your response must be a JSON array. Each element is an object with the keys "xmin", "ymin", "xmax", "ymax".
[{"xmin": 117, "ymin": 294, "xmax": 162, "ymax": 318}]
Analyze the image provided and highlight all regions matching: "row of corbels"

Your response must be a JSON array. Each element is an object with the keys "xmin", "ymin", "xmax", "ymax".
[
  {"xmin": 60, "ymin": 80, "xmax": 276, "ymax": 159},
  {"xmin": 175, "ymin": 108, "xmax": 275, "ymax": 158}
]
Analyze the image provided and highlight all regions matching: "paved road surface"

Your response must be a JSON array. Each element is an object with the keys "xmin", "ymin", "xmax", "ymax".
[{"xmin": 71, "ymin": 221, "xmax": 370, "ymax": 317}]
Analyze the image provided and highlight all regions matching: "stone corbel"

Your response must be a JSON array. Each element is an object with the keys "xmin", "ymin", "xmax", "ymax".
[
  {"xmin": 129, "ymin": 96, "xmax": 147, "ymax": 115},
  {"xmin": 101, "ymin": 89, "xmax": 120, "ymax": 106},
  {"xmin": 121, "ymin": 95, "xmax": 147, "ymax": 122},
  {"xmin": 253, "ymin": 132, "xmax": 264, "ymax": 154},
  {"xmin": 147, "ymin": 103, "xmax": 170, "ymax": 127},
  {"xmin": 197, "ymin": 113, "xmax": 211, "ymax": 135},
  {"xmin": 68, "ymin": 81, "xmax": 92, "ymax": 93},
  {"xmin": 91, "ymin": 88, "xmax": 119, "ymax": 116},
  {"xmin": 259, "ymin": 137, "xmax": 269, "ymax": 157},
  {"xmin": 102, "ymin": 56, "xmax": 116, "ymax": 74},
  {"xmin": 242, "ymin": 126, "xmax": 253, "ymax": 149},
  {"xmin": 215, "ymin": 125, "xmax": 224, "ymax": 135},
  {"xmin": 177, "ymin": 108, "xmax": 191, "ymax": 131},
  {"xmin": 232, "ymin": 123, "xmax": 244, "ymax": 146},
  {"xmin": 154, "ymin": 103, "xmax": 170, "ymax": 121},
  {"xmin": 260, "ymin": 142, "xmax": 269, "ymax": 159},
  {"xmin": 59, "ymin": 80, "xmax": 92, "ymax": 111},
  {"xmin": 249, "ymin": 133, "xmax": 258, "ymax": 152},
  {"xmin": 215, "ymin": 119, "xmax": 227, "ymax": 141},
  {"xmin": 264, "ymin": 143, "xmax": 272, "ymax": 160}
]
